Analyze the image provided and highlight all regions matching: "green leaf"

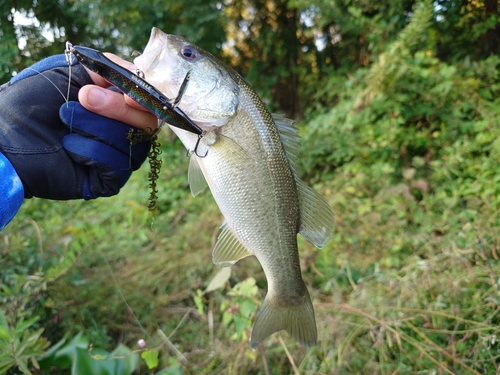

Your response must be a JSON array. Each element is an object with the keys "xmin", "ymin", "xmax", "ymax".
[
  {"xmin": 239, "ymin": 299, "xmax": 256, "ymax": 318},
  {"xmin": 230, "ymin": 278, "xmax": 258, "ymax": 298},
  {"xmin": 222, "ymin": 311, "xmax": 232, "ymax": 327},
  {"xmin": 16, "ymin": 359, "xmax": 31, "ymax": 375},
  {"xmin": 155, "ymin": 361, "xmax": 182, "ymax": 375},
  {"xmin": 17, "ymin": 328, "xmax": 46, "ymax": 357},
  {"xmin": 39, "ymin": 332, "xmax": 140, "ymax": 375},
  {"xmin": 45, "ymin": 250, "xmax": 78, "ymax": 281},
  {"xmin": 43, "ymin": 332, "xmax": 89, "ymax": 370},
  {"xmin": 193, "ymin": 289, "xmax": 204, "ymax": 316},
  {"xmin": 38, "ymin": 337, "xmax": 67, "ymax": 371},
  {"xmin": 233, "ymin": 316, "xmax": 247, "ymax": 336},
  {"xmin": 0, "ymin": 326, "xmax": 9, "ymax": 341},
  {"xmin": 0, "ymin": 310, "xmax": 8, "ymax": 330},
  {"xmin": 73, "ymin": 347, "xmax": 99, "ymax": 375},
  {"xmin": 13, "ymin": 317, "xmax": 39, "ymax": 337},
  {"xmin": 141, "ymin": 349, "xmax": 159, "ymax": 370},
  {"xmin": 86, "ymin": 347, "xmax": 115, "ymax": 375},
  {"xmin": 112, "ymin": 344, "xmax": 140, "ymax": 375}
]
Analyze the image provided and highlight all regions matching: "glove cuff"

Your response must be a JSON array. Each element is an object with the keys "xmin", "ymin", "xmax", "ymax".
[{"xmin": 0, "ymin": 152, "xmax": 24, "ymax": 230}]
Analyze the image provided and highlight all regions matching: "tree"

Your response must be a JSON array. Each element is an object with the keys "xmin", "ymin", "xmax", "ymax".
[{"xmin": 0, "ymin": 0, "xmax": 226, "ymax": 83}]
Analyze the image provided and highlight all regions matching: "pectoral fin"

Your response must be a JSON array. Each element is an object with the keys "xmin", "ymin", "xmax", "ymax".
[
  {"xmin": 188, "ymin": 133, "xmax": 251, "ymax": 197},
  {"xmin": 213, "ymin": 134, "xmax": 252, "ymax": 162},
  {"xmin": 297, "ymin": 179, "xmax": 335, "ymax": 249},
  {"xmin": 213, "ymin": 222, "xmax": 253, "ymax": 267}
]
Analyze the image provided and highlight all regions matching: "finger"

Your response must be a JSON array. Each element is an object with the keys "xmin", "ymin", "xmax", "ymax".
[{"xmin": 78, "ymin": 85, "xmax": 158, "ymax": 132}]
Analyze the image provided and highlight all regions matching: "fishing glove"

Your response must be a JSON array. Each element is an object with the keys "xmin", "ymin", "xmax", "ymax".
[
  {"xmin": 0, "ymin": 55, "xmax": 151, "ymax": 209},
  {"xmin": 0, "ymin": 152, "xmax": 24, "ymax": 230}
]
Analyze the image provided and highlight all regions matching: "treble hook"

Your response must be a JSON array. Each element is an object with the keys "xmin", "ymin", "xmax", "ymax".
[{"xmin": 186, "ymin": 131, "xmax": 208, "ymax": 158}]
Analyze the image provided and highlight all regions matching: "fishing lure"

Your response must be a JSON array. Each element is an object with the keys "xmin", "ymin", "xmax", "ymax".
[{"xmin": 65, "ymin": 42, "xmax": 208, "ymax": 157}]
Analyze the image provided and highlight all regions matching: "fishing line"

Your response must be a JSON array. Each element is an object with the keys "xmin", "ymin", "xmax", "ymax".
[
  {"xmin": 27, "ymin": 67, "xmax": 68, "ymax": 102},
  {"xmin": 64, "ymin": 42, "xmax": 73, "ymax": 108},
  {"xmin": 67, "ymin": 63, "xmax": 71, "ymax": 107},
  {"xmin": 22, "ymin": 45, "xmax": 73, "ymax": 107},
  {"xmin": 100, "ymin": 246, "xmax": 151, "ymax": 339}
]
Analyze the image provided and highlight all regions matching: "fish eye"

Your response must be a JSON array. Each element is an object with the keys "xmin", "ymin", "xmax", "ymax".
[{"xmin": 181, "ymin": 45, "xmax": 200, "ymax": 61}]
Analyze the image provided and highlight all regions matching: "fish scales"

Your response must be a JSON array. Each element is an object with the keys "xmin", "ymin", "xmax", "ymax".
[{"xmin": 134, "ymin": 28, "xmax": 335, "ymax": 347}]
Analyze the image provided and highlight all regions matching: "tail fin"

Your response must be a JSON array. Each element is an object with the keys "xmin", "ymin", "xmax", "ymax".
[{"xmin": 250, "ymin": 291, "xmax": 317, "ymax": 347}]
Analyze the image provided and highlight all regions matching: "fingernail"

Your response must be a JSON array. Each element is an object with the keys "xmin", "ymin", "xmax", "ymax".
[{"xmin": 87, "ymin": 87, "xmax": 108, "ymax": 108}]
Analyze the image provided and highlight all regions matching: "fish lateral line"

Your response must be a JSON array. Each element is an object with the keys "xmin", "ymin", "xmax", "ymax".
[{"xmin": 64, "ymin": 42, "xmax": 205, "ymax": 140}]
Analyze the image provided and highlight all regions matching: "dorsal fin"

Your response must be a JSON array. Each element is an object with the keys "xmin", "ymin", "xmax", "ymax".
[{"xmin": 272, "ymin": 114, "xmax": 301, "ymax": 173}]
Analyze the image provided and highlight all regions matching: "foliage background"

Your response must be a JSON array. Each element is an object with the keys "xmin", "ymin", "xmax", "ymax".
[{"xmin": 1, "ymin": 0, "xmax": 500, "ymax": 374}]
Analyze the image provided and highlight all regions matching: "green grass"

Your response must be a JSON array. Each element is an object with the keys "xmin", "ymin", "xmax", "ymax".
[
  {"xmin": 2, "ymin": 129, "xmax": 499, "ymax": 374},
  {"xmin": 2, "ymin": 48, "xmax": 500, "ymax": 375}
]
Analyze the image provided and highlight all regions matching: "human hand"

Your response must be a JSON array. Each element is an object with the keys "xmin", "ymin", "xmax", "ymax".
[
  {"xmin": 78, "ymin": 53, "xmax": 157, "ymax": 131},
  {"xmin": 0, "ymin": 53, "xmax": 157, "ymax": 200}
]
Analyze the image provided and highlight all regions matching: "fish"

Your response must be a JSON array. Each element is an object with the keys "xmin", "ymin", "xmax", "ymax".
[{"xmin": 134, "ymin": 27, "xmax": 335, "ymax": 347}]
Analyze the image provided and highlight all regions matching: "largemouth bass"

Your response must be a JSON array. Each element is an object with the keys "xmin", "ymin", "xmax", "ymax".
[{"xmin": 135, "ymin": 27, "xmax": 335, "ymax": 347}]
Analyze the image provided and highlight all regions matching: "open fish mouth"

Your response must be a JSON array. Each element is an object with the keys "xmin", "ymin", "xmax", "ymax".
[{"xmin": 134, "ymin": 27, "xmax": 167, "ymax": 74}]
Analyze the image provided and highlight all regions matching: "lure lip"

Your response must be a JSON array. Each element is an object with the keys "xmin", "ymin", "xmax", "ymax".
[{"xmin": 68, "ymin": 44, "xmax": 203, "ymax": 136}]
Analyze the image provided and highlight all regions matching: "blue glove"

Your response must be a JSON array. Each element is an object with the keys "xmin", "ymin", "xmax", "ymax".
[
  {"xmin": 0, "ymin": 152, "xmax": 24, "ymax": 230},
  {"xmin": 0, "ymin": 54, "xmax": 151, "ymax": 203},
  {"xmin": 59, "ymin": 101, "xmax": 151, "ymax": 199}
]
